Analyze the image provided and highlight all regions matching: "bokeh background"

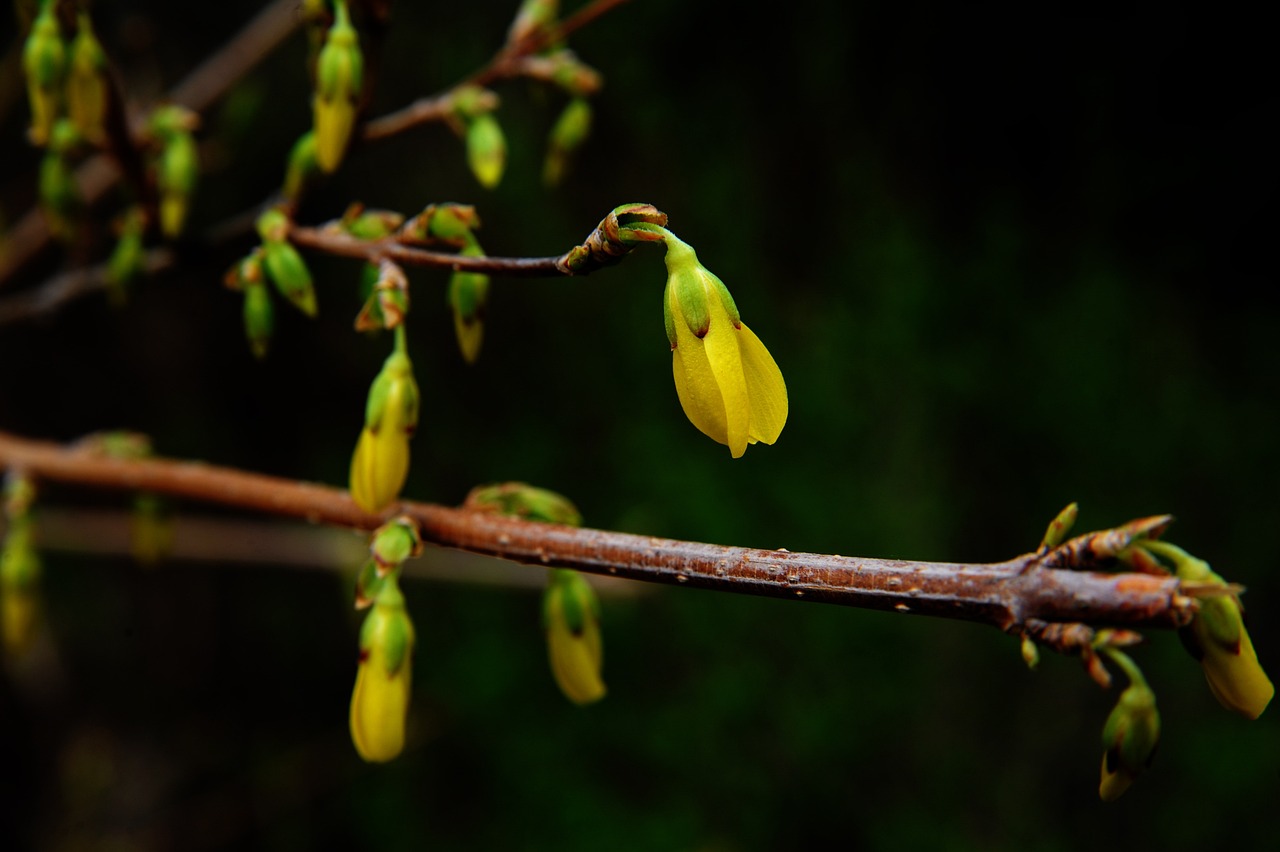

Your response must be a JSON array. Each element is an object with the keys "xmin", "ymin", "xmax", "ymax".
[{"xmin": 2, "ymin": 1, "xmax": 1277, "ymax": 849}]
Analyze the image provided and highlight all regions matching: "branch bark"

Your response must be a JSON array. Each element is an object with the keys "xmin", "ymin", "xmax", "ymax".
[{"xmin": 0, "ymin": 430, "xmax": 1193, "ymax": 643}]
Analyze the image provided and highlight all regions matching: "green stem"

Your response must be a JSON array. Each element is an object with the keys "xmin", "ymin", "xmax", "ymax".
[
  {"xmin": 393, "ymin": 322, "xmax": 407, "ymax": 355},
  {"xmin": 1101, "ymin": 647, "xmax": 1148, "ymax": 689}
]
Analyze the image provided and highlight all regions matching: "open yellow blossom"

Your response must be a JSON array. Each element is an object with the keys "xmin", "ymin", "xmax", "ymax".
[
  {"xmin": 350, "ymin": 577, "xmax": 414, "ymax": 762},
  {"xmin": 662, "ymin": 234, "xmax": 787, "ymax": 458}
]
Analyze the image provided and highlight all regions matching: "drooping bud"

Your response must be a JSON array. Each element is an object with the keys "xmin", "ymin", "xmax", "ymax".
[
  {"xmin": 465, "ymin": 113, "xmax": 506, "ymax": 190},
  {"xmin": 355, "ymin": 258, "xmax": 409, "ymax": 332},
  {"xmin": 66, "ymin": 13, "xmax": 107, "ymax": 145},
  {"xmin": 447, "ymin": 245, "xmax": 489, "ymax": 364},
  {"xmin": 349, "ymin": 332, "xmax": 419, "ymax": 513},
  {"xmin": 543, "ymin": 96, "xmax": 592, "ymax": 186},
  {"xmin": 543, "ymin": 568, "xmax": 606, "ymax": 705},
  {"xmin": 312, "ymin": 0, "xmax": 363, "ymax": 173},
  {"xmin": 350, "ymin": 574, "xmax": 415, "ymax": 762},
  {"xmin": 148, "ymin": 105, "xmax": 200, "ymax": 238},
  {"xmin": 256, "ymin": 209, "xmax": 316, "ymax": 317},
  {"xmin": 22, "ymin": 0, "xmax": 66, "ymax": 147},
  {"xmin": 2, "ymin": 474, "xmax": 42, "ymax": 659},
  {"xmin": 39, "ymin": 120, "xmax": 83, "ymax": 240},
  {"xmin": 1098, "ymin": 651, "xmax": 1160, "ymax": 801},
  {"xmin": 282, "ymin": 131, "xmax": 319, "ymax": 203},
  {"xmin": 105, "ymin": 206, "xmax": 147, "ymax": 302},
  {"xmin": 1143, "ymin": 540, "xmax": 1273, "ymax": 719},
  {"xmin": 243, "ymin": 278, "xmax": 274, "ymax": 359}
]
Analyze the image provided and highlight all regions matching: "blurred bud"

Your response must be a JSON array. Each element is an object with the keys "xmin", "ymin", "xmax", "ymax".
[
  {"xmin": 546, "ymin": 50, "xmax": 603, "ymax": 97},
  {"xmin": 1145, "ymin": 541, "xmax": 1274, "ymax": 719},
  {"xmin": 130, "ymin": 493, "xmax": 173, "ymax": 566},
  {"xmin": 465, "ymin": 482, "xmax": 583, "ymax": 527},
  {"xmin": 355, "ymin": 258, "xmax": 409, "ymax": 332},
  {"xmin": 350, "ymin": 341, "xmax": 419, "ymax": 513},
  {"xmin": 105, "ymin": 206, "xmax": 147, "ymax": 302},
  {"xmin": 65, "ymin": 13, "xmax": 107, "ymax": 145},
  {"xmin": 543, "ymin": 568, "xmax": 606, "ymax": 705},
  {"xmin": 256, "ymin": 209, "xmax": 316, "ymax": 317},
  {"xmin": 341, "ymin": 204, "xmax": 405, "ymax": 240},
  {"xmin": 1098, "ymin": 652, "xmax": 1159, "ymax": 801},
  {"xmin": 663, "ymin": 232, "xmax": 788, "ymax": 457},
  {"xmin": 312, "ymin": 0, "xmax": 363, "ymax": 173},
  {"xmin": 22, "ymin": 0, "xmax": 66, "ymax": 147},
  {"xmin": 350, "ymin": 575, "xmax": 415, "ymax": 762},
  {"xmin": 148, "ymin": 106, "xmax": 200, "ymax": 238},
  {"xmin": 543, "ymin": 96, "xmax": 592, "ymax": 186},
  {"xmin": 447, "ymin": 246, "xmax": 489, "ymax": 364},
  {"xmin": 401, "ymin": 203, "xmax": 481, "ymax": 247},
  {"xmin": 243, "ymin": 278, "xmax": 274, "ymax": 359},
  {"xmin": 1020, "ymin": 635, "xmax": 1039, "ymax": 670},
  {"xmin": 39, "ymin": 120, "xmax": 83, "ymax": 240},
  {"xmin": 465, "ymin": 113, "xmax": 507, "ymax": 190},
  {"xmin": 370, "ymin": 516, "xmax": 423, "ymax": 573},
  {"xmin": 283, "ymin": 131, "xmax": 319, "ymax": 202},
  {"xmin": 507, "ymin": 0, "xmax": 558, "ymax": 46},
  {"xmin": 2, "ymin": 476, "xmax": 42, "ymax": 659}
]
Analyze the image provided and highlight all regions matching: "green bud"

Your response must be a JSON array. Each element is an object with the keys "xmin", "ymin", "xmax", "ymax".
[
  {"xmin": 106, "ymin": 207, "xmax": 147, "ymax": 303},
  {"xmin": 404, "ymin": 203, "xmax": 480, "ymax": 247},
  {"xmin": 157, "ymin": 129, "xmax": 198, "ymax": 238},
  {"xmin": 543, "ymin": 97, "xmax": 592, "ymax": 186},
  {"xmin": 356, "ymin": 259, "xmax": 409, "ymax": 332},
  {"xmin": 2, "ymin": 482, "xmax": 42, "ymax": 659},
  {"xmin": 283, "ymin": 131, "xmax": 319, "ymax": 202},
  {"xmin": 448, "ymin": 245, "xmax": 490, "ymax": 364},
  {"xmin": 465, "ymin": 483, "xmax": 583, "ymax": 527},
  {"xmin": 261, "ymin": 240, "xmax": 316, "ymax": 317},
  {"xmin": 450, "ymin": 85, "xmax": 499, "ymax": 120},
  {"xmin": 1040, "ymin": 502, "xmax": 1078, "ymax": 549},
  {"xmin": 507, "ymin": 0, "xmax": 559, "ymax": 46},
  {"xmin": 39, "ymin": 121, "xmax": 82, "ymax": 241},
  {"xmin": 22, "ymin": 1, "xmax": 66, "ymax": 147},
  {"xmin": 547, "ymin": 51, "xmax": 603, "ymax": 97},
  {"xmin": 370, "ymin": 516, "xmax": 422, "ymax": 571},
  {"xmin": 312, "ymin": 0, "xmax": 363, "ymax": 173},
  {"xmin": 465, "ymin": 113, "xmax": 506, "ymax": 190},
  {"xmin": 1098, "ymin": 652, "xmax": 1159, "ymax": 801},
  {"xmin": 342, "ymin": 205, "xmax": 405, "ymax": 240},
  {"xmin": 255, "ymin": 208, "xmax": 289, "ymax": 243},
  {"xmin": 66, "ymin": 13, "xmax": 107, "ymax": 145},
  {"xmin": 243, "ymin": 279, "xmax": 274, "ymax": 359}
]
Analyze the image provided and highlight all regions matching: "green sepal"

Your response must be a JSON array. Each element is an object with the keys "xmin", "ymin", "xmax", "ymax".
[
  {"xmin": 421, "ymin": 204, "xmax": 481, "ymax": 246},
  {"xmin": 371, "ymin": 517, "xmax": 422, "ymax": 569},
  {"xmin": 364, "ymin": 350, "xmax": 418, "ymax": 431},
  {"xmin": 362, "ymin": 575, "xmax": 411, "ymax": 674},
  {"xmin": 315, "ymin": 0, "xmax": 362, "ymax": 99},
  {"xmin": 354, "ymin": 558, "xmax": 383, "ymax": 609},
  {"xmin": 1197, "ymin": 594, "xmax": 1244, "ymax": 651}
]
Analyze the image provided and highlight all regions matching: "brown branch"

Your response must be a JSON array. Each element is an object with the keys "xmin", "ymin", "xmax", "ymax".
[
  {"xmin": 362, "ymin": 0, "xmax": 632, "ymax": 142},
  {"xmin": 0, "ymin": 0, "xmax": 303, "ymax": 288},
  {"xmin": 287, "ymin": 223, "xmax": 570, "ymax": 276},
  {"xmin": 0, "ymin": 430, "xmax": 1195, "ymax": 641},
  {"xmin": 0, "ymin": 247, "xmax": 175, "ymax": 325}
]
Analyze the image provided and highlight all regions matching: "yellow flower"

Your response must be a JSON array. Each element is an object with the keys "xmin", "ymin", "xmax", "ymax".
[
  {"xmin": 662, "ymin": 234, "xmax": 787, "ymax": 458},
  {"xmin": 543, "ymin": 568, "xmax": 606, "ymax": 705},
  {"xmin": 350, "ymin": 577, "xmax": 414, "ymax": 762},
  {"xmin": 350, "ymin": 343, "xmax": 419, "ymax": 514}
]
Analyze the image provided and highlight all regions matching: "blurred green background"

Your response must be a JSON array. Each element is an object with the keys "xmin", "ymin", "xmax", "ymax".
[{"xmin": 2, "ymin": 1, "xmax": 1277, "ymax": 849}]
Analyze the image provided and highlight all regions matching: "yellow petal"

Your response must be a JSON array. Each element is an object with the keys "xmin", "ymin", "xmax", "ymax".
[
  {"xmin": 671, "ymin": 293, "xmax": 731, "ymax": 450},
  {"xmin": 737, "ymin": 322, "xmax": 787, "ymax": 445},
  {"xmin": 547, "ymin": 608, "xmax": 606, "ymax": 705},
  {"xmin": 1098, "ymin": 752, "xmax": 1134, "ymax": 802},
  {"xmin": 349, "ymin": 656, "xmax": 412, "ymax": 762},
  {"xmin": 1201, "ymin": 622, "xmax": 1273, "ymax": 720},
  {"xmin": 702, "ymin": 306, "xmax": 750, "ymax": 458}
]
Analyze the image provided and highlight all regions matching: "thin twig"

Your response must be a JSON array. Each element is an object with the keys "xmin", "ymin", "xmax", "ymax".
[
  {"xmin": 0, "ymin": 429, "xmax": 1194, "ymax": 641},
  {"xmin": 287, "ymin": 223, "xmax": 569, "ymax": 276},
  {"xmin": 0, "ymin": 247, "xmax": 175, "ymax": 325}
]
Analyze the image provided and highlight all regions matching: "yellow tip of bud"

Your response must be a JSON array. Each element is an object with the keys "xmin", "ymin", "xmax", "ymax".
[{"xmin": 544, "ymin": 571, "xmax": 606, "ymax": 705}]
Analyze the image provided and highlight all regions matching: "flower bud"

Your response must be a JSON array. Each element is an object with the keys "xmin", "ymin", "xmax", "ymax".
[
  {"xmin": 447, "ymin": 245, "xmax": 489, "ymax": 364},
  {"xmin": 349, "ymin": 342, "xmax": 419, "ymax": 513},
  {"xmin": 465, "ymin": 113, "xmax": 507, "ymax": 190},
  {"xmin": 355, "ymin": 258, "xmax": 409, "ymax": 332},
  {"xmin": 106, "ymin": 206, "xmax": 146, "ymax": 301},
  {"xmin": 2, "ymin": 476, "xmax": 42, "ymax": 659},
  {"xmin": 370, "ymin": 516, "xmax": 423, "ymax": 573},
  {"xmin": 148, "ymin": 106, "xmax": 200, "ymax": 238},
  {"xmin": 350, "ymin": 575, "xmax": 415, "ymax": 762},
  {"xmin": 312, "ymin": 0, "xmax": 363, "ymax": 173},
  {"xmin": 22, "ymin": 1, "xmax": 66, "ymax": 147},
  {"xmin": 402, "ymin": 203, "xmax": 481, "ymax": 247},
  {"xmin": 662, "ymin": 232, "xmax": 788, "ymax": 457},
  {"xmin": 465, "ymin": 483, "xmax": 583, "ymax": 527},
  {"xmin": 243, "ymin": 278, "xmax": 274, "ymax": 359},
  {"xmin": 39, "ymin": 120, "xmax": 83, "ymax": 240},
  {"xmin": 543, "ymin": 568, "xmax": 606, "ymax": 705},
  {"xmin": 543, "ymin": 96, "xmax": 592, "ymax": 186},
  {"xmin": 256, "ymin": 210, "xmax": 316, "ymax": 317},
  {"xmin": 66, "ymin": 13, "xmax": 107, "ymax": 145},
  {"xmin": 283, "ymin": 131, "xmax": 319, "ymax": 202},
  {"xmin": 1098, "ymin": 654, "xmax": 1160, "ymax": 801}
]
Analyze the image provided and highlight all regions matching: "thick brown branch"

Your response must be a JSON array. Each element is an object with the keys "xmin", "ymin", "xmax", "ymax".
[{"xmin": 0, "ymin": 430, "xmax": 1192, "ymax": 635}]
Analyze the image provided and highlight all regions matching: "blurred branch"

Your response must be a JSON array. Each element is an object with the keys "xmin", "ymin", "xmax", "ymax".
[
  {"xmin": 0, "ymin": 247, "xmax": 174, "ymax": 325},
  {"xmin": 0, "ymin": 430, "xmax": 1196, "ymax": 650},
  {"xmin": 0, "ymin": 0, "xmax": 303, "ymax": 287}
]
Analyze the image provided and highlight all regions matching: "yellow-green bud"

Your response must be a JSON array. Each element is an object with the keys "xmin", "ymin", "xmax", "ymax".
[
  {"xmin": 465, "ymin": 113, "xmax": 507, "ymax": 190},
  {"xmin": 156, "ymin": 128, "xmax": 198, "ymax": 238},
  {"xmin": 403, "ymin": 203, "xmax": 481, "ymax": 247},
  {"xmin": 283, "ymin": 131, "xmax": 319, "ymax": 202},
  {"xmin": 312, "ymin": 0, "xmax": 363, "ymax": 173},
  {"xmin": 341, "ymin": 205, "xmax": 405, "ymax": 240},
  {"xmin": 243, "ymin": 279, "xmax": 274, "ymax": 359},
  {"xmin": 106, "ymin": 206, "xmax": 147, "ymax": 302},
  {"xmin": 543, "ymin": 96, "xmax": 592, "ymax": 186},
  {"xmin": 349, "ymin": 343, "xmax": 419, "ymax": 513},
  {"xmin": 39, "ymin": 121, "xmax": 82, "ymax": 241},
  {"xmin": 1, "ymin": 515, "xmax": 42, "ymax": 659},
  {"xmin": 350, "ymin": 575, "xmax": 414, "ymax": 762},
  {"xmin": 22, "ymin": 1, "xmax": 66, "ymax": 147},
  {"xmin": 1039, "ymin": 502, "xmax": 1078, "ymax": 549},
  {"xmin": 465, "ymin": 482, "xmax": 583, "ymax": 527},
  {"xmin": 370, "ymin": 516, "xmax": 422, "ymax": 572},
  {"xmin": 447, "ymin": 246, "xmax": 490, "ymax": 364},
  {"xmin": 1098, "ymin": 655, "xmax": 1160, "ymax": 801},
  {"xmin": 507, "ymin": 0, "xmax": 559, "ymax": 46},
  {"xmin": 261, "ymin": 240, "xmax": 316, "ymax": 317},
  {"xmin": 66, "ymin": 13, "xmax": 107, "ymax": 145},
  {"xmin": 543, "ymin": 568, "xmax": 606, "ymax": 705}
]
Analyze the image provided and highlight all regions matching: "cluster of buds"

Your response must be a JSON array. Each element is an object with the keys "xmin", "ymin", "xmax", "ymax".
[
  {"xmin": 148, "ymin": 105, "xmax": 200, "ymax": 239},
  {"xmin": 349, "ymin": 327, "xmax": 420, "ymax": 514},
  {"xmin": 349, "ymin": 518, "xmax": 422, "ymax": 762},
  {"xmin": 466, "ymin": 483, "xmax": 605, "ymax": 705},
  {"xmin": 450, "ymin": 86, "xmax": 507, "ymax": 190},
  {"xmin": 340, "ymin": 205, "xmax": 409, "ymax": 332},
  {"xmin": 312, "ymin": 0, "xmax": 363, "ymax": 173},
  {"xmin": 1, "ymin": 474, "xmax": 42, "ymax": 659}
]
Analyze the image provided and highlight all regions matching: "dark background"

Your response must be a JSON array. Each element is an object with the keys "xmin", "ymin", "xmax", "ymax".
[{"xmin": 2, "ymin": 1, "xmax": 1277, "ymax": 849}]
